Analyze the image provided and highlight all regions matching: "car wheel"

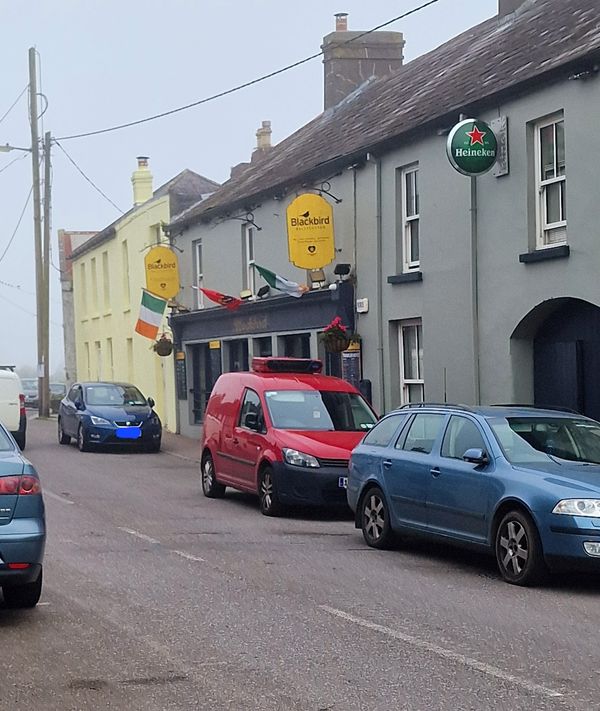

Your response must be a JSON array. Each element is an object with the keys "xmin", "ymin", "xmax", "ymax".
[
  {"xmin": 201, "ymin": 454, "xmax": 225, "ymax": 498},
  {"xmin": 495, "ymin": 509, "xmax": 547, "ymax": 586},
  {"xmin": 259, "ymin": 466, "xmax": 282, "ymax": 517},
  {"xmin": 145, "ymin": 439, "xmax": 161, "ymax": 453},
  {"xmin": 3, "ymin": 569, "xmax": 42, "ymax": 609},
  {"xmin": 13, "ymin": 432, "xmax": 26, "ymax": 450},
  {"xmin": 58, "ymin": 418, "xmax": 70, "ymax": 445},
  {"xmin": 77, "ymin": 424, "xmax": 91, "ymax": 453},
  {"xmin": 361, "ymin": 486, "xmax": 395, "ymax": 549}
]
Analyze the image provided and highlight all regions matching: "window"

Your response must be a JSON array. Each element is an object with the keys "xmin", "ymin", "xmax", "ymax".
[
  {"xmin": 242, "ymin": 224, "xmax": 255, "ymax": 294},
  {"xmin": 102, "ymin": 251, "xmax": 110, "ymax": 311},
  {"xmin": 441, "ymin": 416, "xmax": 486, "ymax": 459},
  {"xmin": 401, "ymin": 166, "xmax": 420, "ymax": 270},
  {"xmin": 91, "ymin": 257, "xmax": 98, "ymax": 313},
  {"xmin": 84, "ymin": 342, "xmax": 90, "ymax": 380},
  {"xmin": 399, "ymin": 320, "xmax": 424, "ymax": 404},
  {"xmin": 535, "ymin": 115, "xmax": 566, "ymax": 247},
  {"xmin": 121, "ymin": 241, "xmax": 130, "ymax": 309},
  {"xmin": 126, "ymin": 338, "xmax": 134, "ymax": 383},
  {"xmin": 400, "ymin": 413, "xmax": 445, "ymax": 454},
  {"xmin": 239, "ymin": 389, "xmax": 264, "ymax": 432},
  {"xmin": 194, "ymin": 240, "xmax": 204, "ymax": 309},
  {"xmin": 363, "ymin": 413, "xmax": 408, "ymax": 447},
  {"xmin": 95, "ymin": 340, "xmax": 102, "ymax": 380},
  {"xmin": 80, "ymin": 263, "xmax": 87, "ymax": 317},
  {"xmin": 106, "ymin": 337, "xmax": 114, "ymax": 381}
]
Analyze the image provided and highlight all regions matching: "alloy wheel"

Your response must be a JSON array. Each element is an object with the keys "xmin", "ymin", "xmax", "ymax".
[
  {"xmin": 202, "ymin": 458, "xmax": 214, "ymax": 494},
  {"xmin": 363, "ymin": 493, "xmax": 385, "ymax": 542},
  {"xmin": 260, "ymin": 471, "xmax": 273, "ymax": 511},
  {"xmin": 498, "ymin": 519, "xmax": 529, "ymax": 577}
]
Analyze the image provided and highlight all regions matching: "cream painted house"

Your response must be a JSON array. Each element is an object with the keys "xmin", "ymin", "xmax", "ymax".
[{"xmin": 69, "ymin": 158, "xmax": 219, "ymax": 432}]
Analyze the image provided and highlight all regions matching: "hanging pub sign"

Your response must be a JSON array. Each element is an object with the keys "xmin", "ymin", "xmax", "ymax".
[
  {"xmin": 286, "ymin": 193, "xmax": 335, "ymax": 269},
  {"xmin": 144, "ymin": 245, "xmax": 180, "ymax": 300},
  {"xmin": 446, "ymin": 119, "xmax": 498, "ymax": 176}
]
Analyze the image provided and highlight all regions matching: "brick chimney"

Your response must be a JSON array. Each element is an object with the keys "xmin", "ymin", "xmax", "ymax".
[
  {"xmin": 498, "ymin": 0, "xmax": 526, "ymax": 15},
  {"xmin": 131, "ymin": 156, "xmax": 153, "ymax": 206},
  {"xmin": 252, "ymin": 120, "xmax": 273, "ymax": 163},
  {"xmin": 322, "ymin": 13, "xmax": 405, "ymax": 110}
]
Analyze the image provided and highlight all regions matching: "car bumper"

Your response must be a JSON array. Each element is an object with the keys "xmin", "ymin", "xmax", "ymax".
[
  {"xmin": 84, "ymin": 425, "xmax": 161, "ymax": 446},
  {"xmin": 0, "ymin": 519, "xmax": 45, "ymax": 585},
  {"xmin": 539, "ymin": 514, "xmax": 600, "ymax": 572},
  {"xmin": 271, "ymin": 462, "xmax": 349, "ymax": 507}
]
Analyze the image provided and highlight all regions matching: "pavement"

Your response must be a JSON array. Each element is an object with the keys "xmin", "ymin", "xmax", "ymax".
[{"xmin": 162, "ymin": 428, "xmax": 202, "ymax": 463}]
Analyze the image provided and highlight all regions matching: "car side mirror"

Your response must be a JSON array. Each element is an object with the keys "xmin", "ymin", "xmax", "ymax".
[
  {"xmin": 147, "ymin": 397, "xmax": 155, "ymax": 408},
  {"xmin": 463, "ymin": 448, "xmax": 488, "ymax": 465},
  {"xmin": 244, "ymin": 412, "xmax": 258, "ymax": 430},
  {"xmin": 75, "ymin": 399, "xmax": 85, "ymax": 411}
]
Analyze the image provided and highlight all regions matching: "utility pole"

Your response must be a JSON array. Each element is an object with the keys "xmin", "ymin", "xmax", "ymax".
[
  {"xmin": 28, "ymin": 47, "xmax": 44, "ymax": 418},
  {"xmin": 42, "ymin": 130, "xmax": 51, "ymax": 418}
]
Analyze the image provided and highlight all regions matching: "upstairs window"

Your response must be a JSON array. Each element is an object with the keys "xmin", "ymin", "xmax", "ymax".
[
  {"xmin": 401, "ymin": 166, "xmax": 420, "ymax": 271},
  {"xmin": 194, "ymin": 240, "xmax": 204, "ymax": 309},
  {"xmin": 535, "ymin": 115, "xmax": 566, "ymax": 247},
  {"xmin": 242, "ymin": 224, "xmax": 256, "ymax": 295}
]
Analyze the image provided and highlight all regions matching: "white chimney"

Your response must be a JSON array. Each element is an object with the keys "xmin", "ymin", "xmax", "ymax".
[{"xmin": 131, "ymin": 156, "xmax": 153, "ymax": 206}]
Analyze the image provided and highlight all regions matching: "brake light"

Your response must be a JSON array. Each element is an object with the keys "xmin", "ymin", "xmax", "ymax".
[
  {"xmin": 7, "ymin": 563, "xmax": 30, "ymax": 570},
  {"xmin": 19, "ymin": 393, "xmax": 25, "ymax": 417},
  {"xmin": 0, "ymin": 475, "xmax": 41, "ymax": 495}
]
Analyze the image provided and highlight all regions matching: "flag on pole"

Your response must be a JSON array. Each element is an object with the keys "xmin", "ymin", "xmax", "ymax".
[
  {"xmin": 135, "ymin": 289, "xmax": 167, "ymax": 340},
  {"xmin": 194, "ymin": 286, "xmax": 242, "ymax": 310},
  {"xmin": 253, "ymin": 263, "xmax": 308, "ymax": 298}
]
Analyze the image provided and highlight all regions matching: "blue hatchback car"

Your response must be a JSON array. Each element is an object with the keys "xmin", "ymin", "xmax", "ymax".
[
  {"xmin": 348, "ymin": 404, "xmax": 600, "ymax": 586},
  {"xmin": 0, "ymin": 422, "xmax": 45, "ymax": 608},
  {"xmin": 57, "ymin": 382, "xmax": 162, "ymax": 453}
]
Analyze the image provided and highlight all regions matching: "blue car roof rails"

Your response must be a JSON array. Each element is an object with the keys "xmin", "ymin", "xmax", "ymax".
[
  {"xmin": 398, "ymin": 402, "xmax": 475, "ymax": 412},
  {"xmin": 491, "ymin": 403, "xmax": 581, "ymax": 414}
]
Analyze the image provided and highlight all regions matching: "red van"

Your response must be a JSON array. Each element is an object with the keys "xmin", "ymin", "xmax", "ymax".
[{"xmin": 200, "ymin": 357, "xmax": 377, "ymax": 515}]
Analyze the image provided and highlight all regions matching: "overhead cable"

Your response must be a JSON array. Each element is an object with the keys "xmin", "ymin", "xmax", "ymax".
[
  {"xmin": 0, "ymin": 184, "xmax": 34, "ymax": 265},
  {"xmin": 0, "ymin": 85, "xmax": 28, "ymax": 126}
]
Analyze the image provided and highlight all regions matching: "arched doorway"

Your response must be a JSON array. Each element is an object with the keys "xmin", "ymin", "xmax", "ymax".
[{"xmin": 513, "ymin": 298, "xmax": 600, "ymax": 420}]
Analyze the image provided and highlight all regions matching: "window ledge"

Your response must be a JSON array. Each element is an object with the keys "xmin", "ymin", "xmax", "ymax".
[
  {"xmin": 387, "ymin": 271, "xmax": 423, "ymax": 285},
  {"xmin": 519, "ymin": 245, "xmax": 569, "ymax": 263}
]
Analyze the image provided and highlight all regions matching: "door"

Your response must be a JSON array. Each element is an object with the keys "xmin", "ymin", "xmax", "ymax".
[
  {"xmin": 534, "ymin": 341, "xmax": 582, "ymax": 414},
  {"xmin": 62, "ymin": 385, "xmax": 82, "ymax": 436},
  {"xmin": 190, "ymin": 344, "xmax": 222, "ymax": 424},
  {"xmin": 382, "ymin": 413, "xmax": 446, "ymax": 530},
  {"xmin": 231, "ymin": 389, "xmax": 267, "ymax": 491},
  {"xmin": 427, "ymin": 415, "xmax": 490, "ymax": 543}
]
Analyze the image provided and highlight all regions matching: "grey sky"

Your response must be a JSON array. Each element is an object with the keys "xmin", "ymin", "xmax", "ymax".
[{"xmin": 0, "ymin": 0, "xmax": 497, "ymax": 372}]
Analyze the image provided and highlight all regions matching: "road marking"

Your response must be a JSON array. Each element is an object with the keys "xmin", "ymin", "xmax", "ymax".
[
  {"xmin": 44, "ymin": 490, "xmax": 75, "ymax": 505},
  {"xmin": 320, "ymin": 605, "xmax": 563, "ymax": 699},
  {"xmin": 118, "ymin": 527, "xmax": 160, "ymax": 544},
  {"xmin": 171, "ymin": 550, "xmax": 205, "ymax": 563}
]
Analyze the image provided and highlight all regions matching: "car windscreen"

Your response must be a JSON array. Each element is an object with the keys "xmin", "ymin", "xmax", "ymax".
[
  {"xmin": 21, "ymin": 379, "xmax": 37, "ymax": 392},
  {"xmin": 490, "ymin": 416, "xmax": 600, "ymax": 465},
  {"xmin": 265, "ymin": 390, "xmax": 376, "ymax": 431},
  {"xmin": 84, "ymin": 384, "xmax": 146, "ymax": 407},
  {"xmin": 50, "ymin": 384, "xmax": 66, "ymax": 395}
]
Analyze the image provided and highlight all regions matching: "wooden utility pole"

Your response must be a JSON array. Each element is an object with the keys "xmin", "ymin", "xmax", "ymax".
[{"xmin": 42, "ymin": 130, "xmax": 51, "ymax": 417}]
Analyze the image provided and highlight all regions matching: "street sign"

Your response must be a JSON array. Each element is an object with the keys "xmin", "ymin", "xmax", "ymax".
[
  {"xmin": 144, "ymin": 245, "xmax": 180, "ymax": 300},
  {"xmin": 446, "ymin": 119, "xmax": 498, "ymax": 176}
]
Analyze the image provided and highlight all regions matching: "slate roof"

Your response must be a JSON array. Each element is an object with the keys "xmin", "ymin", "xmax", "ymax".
[
  {"xmin": 169, "ymin": 0, "xmax": 600, "ymax": 230},
  {"xmin": 70, "ymin": 169, "xmax": 220, "ymax": 259}
]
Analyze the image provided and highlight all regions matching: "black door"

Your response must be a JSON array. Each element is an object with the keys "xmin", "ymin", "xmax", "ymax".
[{"xmin": 191, "ymin": 344, "xmax": 222, "ymax": 424}]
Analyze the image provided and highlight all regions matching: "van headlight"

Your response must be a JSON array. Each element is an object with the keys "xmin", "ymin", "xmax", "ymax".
[
  {"xmin": 282, "ymin": 448, "xmax": 320, "ymax": 468},
  {"xmin": 553, "ymin": 499, "xmax": 600, "ymax": 518}
]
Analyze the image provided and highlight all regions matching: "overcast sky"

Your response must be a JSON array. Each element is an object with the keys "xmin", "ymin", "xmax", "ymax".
[{"xmin": 0, "ymin": 0, "xmax": 497, "ymax": 374}]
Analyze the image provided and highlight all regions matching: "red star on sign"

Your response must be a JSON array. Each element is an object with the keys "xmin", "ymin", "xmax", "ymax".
[{"xmin": 466, "ymin": 125, "xmax": 486, "ymax": 146}]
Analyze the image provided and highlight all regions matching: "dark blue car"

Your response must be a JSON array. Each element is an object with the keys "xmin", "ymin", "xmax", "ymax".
[
  {"xmin": 348, "ymin": 404, "xmax": 600, "ymax": 586},
  {"xmin": 0, "ymin": 421, "xmax": 45, "ymax": 608},
  {"xmin": 57, "ymin": 382, "xmax": 162, "ymax": 453}
]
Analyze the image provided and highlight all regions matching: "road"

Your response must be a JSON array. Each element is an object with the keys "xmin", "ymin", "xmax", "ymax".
[{"xmin": 2, "ymin": 417, "xmax": 599, "ymax": 710}]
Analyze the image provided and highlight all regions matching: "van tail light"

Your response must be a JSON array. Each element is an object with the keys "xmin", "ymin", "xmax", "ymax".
[
  {"xmin": 0, "ymin": 475, "xmax": 41, "ymax": 495},
  {"xmin": 7, "ymin": 563, "xmax": 30, "ymax": 570},
  {"xmin": 19, "ymin": 394, "xmax": 25, "ymax": 417}
]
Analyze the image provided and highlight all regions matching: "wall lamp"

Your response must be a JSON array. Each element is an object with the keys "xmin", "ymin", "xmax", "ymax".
[
  {"xmin": 334, "ymin": 263, "xmax": 351, "ymax": 277},
  {"xmin": 256, "ymin": 285, "xmax": 270, "ymax": 299}
]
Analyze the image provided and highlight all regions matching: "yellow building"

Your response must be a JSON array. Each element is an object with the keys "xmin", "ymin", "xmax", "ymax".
[{"xmin": 70, "ymin": 158, "xmax": 219, "ymax": 432}]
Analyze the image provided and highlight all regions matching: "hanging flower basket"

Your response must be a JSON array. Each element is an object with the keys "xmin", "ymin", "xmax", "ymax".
[
  {"xmin": 319, "ymin": 316, "xmax": 351, "ymax": 353},
  {"xmin": 153, "ymin": 334, "xmax": 173, "ymax": 357}
]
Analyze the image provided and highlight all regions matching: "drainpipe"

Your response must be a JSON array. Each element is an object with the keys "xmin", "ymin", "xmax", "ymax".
[
  {"xmin": 470, "ymin": 176, "xmax": 481, "ymax": 404},
  {"xmin": 375, "ymin": 156, "xmax": 386, "ymax": 412}
]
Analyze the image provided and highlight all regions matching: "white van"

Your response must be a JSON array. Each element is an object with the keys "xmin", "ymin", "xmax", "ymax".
[{"xmin": 0, "ymin": 368, "xmax": 26, "ymax": 449}]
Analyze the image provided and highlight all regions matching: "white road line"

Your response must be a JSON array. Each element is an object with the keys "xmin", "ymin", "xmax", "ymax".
[
  {"xmin": 171, "ymin": 550, "xmax": 205, "ymax": 563},
  {"xmin": 44, "ymin": 490, "xmax": 75, "ymax": 505},
  {"xmin": 117, "ymin": 527, "xmax": 160, "ymax": 544},
  {"xmin": 320, "ymin": 605, "xmax": 563, "ymax": 700}
]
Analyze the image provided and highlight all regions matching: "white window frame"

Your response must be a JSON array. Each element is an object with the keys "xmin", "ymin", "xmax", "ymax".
[
  {"xmin": 535, "ymin": 114, "xmax": 566, "ymax": 248},
  {"xmin": 402, "ymin": 166, "xmax": 420, "ymax": 271},
  {"xmin": 399, "ymin": 319, "xmax": 424, "ymax": 405},
  {"xmin": 243, "ymin": 224, "xmax": 256, "ymax": 295},
  {"xmin": 194, "ymin": 240, "xmax": 204, "ymax": 309}
]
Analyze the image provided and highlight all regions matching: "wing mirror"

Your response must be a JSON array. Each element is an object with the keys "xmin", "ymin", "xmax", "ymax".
[
  {"xmin": 75, "ymin": 399, "xmax": 85, "ymax": 411},
  {"xmin": 463, "ymin": 448, "xmax": 489, "ymax": 465},
  {"xmin": 147, "ymin": 397, "xmax": 155, "ymax": 408},
  {"xmin": 244, "ymin": 412, "xmax": 258, "ymax": 430}
]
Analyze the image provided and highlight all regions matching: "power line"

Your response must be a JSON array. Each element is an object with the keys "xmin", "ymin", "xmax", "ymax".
[
  {"xmin": 55, "ymin": 0, "xmax": 441, "ymax": 142},
  {"xmin": 0, "ymin": 184, "xmax": 34, "ymax": 265},
  {"xmin": 0, "ymin": 290, "xmax": 62, "ymax": 328},
  {"xmin": 0, "ymin": 85, "xmax": 28, "ymax": 126},
  {"xmin": 0, "ymin": 152, "xmax": 28, "ymax": 176},
  {"xmin": 54, "ymin": 140, "xmax": 124, "ymax": 213}
]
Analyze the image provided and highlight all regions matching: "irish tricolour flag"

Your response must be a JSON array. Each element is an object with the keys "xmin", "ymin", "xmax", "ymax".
[
  {"xmin": 253, "ymin": 263, "xmax": 307, "ymax": 298},
  {"xmin": 135, "ymin": 289, "xmax": 167, "ymax": 339}
]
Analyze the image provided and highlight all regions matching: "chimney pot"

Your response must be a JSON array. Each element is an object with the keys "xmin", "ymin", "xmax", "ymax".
[
  {"xmin": 335, "ymin": 12, "xmax": 348, "ymax": 31},
  {"xmin": 132, "ymin": 156, "xmax": 153, "ymax": 206}
]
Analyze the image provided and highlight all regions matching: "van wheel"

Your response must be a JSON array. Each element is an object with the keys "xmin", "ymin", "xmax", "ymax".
[
  {"xmin": 259, "ymin": 466, "xmax": 283, "ymax": 517},
  {"xmin": 201, "ymin": 454, "xmax": 225, "ymax": 498},
  {"xmin": 58, "ymin": 419, "xmax": 70, "ymax": 445},
  {"xmin": 3, "ymin": 569, "xmax": 42, "ymax": 608}
]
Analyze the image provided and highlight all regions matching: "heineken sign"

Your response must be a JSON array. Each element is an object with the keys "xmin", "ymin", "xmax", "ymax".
[{"xmin": 446, "ymin": 119, "xmax": 498, "ymax": 176}]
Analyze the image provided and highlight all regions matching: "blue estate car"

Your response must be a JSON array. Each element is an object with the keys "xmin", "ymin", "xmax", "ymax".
[
  {"xmin": 348, "ymin": 404, "xmax": 600, "ymax": 586},
  {"xmin": 0, "ymin": 421, "xmax": 45, "ymax": 608},
  {"xmin": 58, "ymin": 382, "xmax": 162, "ymax": 453}
]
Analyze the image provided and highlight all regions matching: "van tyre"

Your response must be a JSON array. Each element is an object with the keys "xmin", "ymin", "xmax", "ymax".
[
  {"xmin": 361, "ymin": 486, "xmax": 395, "ymax": 549},
  {"xmin": 259, "ymin": 466, "xmax": 283, "ymax": 517},
  {"xmin": 201, "ymin": 453, "xmax": 225, "ymax": 498},
  {"xmin": 495, "ymin": 509, "xmax": 547, "ymax": 586},
  {"xmin": 77, "ymin": 424, "xmax": 91, "ymax": 453},
  {"xmin": 58, "ymin": 419, "xmax": 70, "ymax": 445},
  {"xmin": 3, "ymin": 569, "xmax": 42, "ymax": 609}
]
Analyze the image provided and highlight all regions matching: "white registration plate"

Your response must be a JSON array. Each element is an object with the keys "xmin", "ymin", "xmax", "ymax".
[{"xmin": 338, "ymin": 476, "xmax": 348, "ymax": 489}]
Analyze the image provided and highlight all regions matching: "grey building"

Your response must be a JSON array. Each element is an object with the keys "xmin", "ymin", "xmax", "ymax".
[{"xmin": 169, "ymin": 0, "xmax": 600, "ymax": 437}]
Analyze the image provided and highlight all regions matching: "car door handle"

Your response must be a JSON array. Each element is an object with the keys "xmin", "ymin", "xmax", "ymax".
[
  {"xmin": 232, "ymin": 437, "xmax": 239, "ymax": 445},
  {"xmin": 430, "ymin": 467, "xmax": 441, "ymax": 477},
  {"xmin": 383, "ymin": 460, "xmax": 392, "ymax": 469}
]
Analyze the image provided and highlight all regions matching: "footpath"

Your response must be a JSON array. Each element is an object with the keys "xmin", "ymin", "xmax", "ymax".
[{"xmin": 162, "ymin": 429, "xmax": 202, "ymax": 464}]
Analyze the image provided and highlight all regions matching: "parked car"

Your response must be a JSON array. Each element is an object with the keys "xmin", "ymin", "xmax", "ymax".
[
  {"xmin": 200, "ymin": 357, "xmax": 377, "ymax": 515},
  {"xmin": 348, "ymin": 403, "xmax": 600, "ymax": 586},
  {"xmin": 0, "ymin": 420, "xmax": 45, "ymax": 608},
  {"xmin": 49, "ymin": 383, "xmax": 66, "ymax": 414},
  {"xmin": 0, "ymin": 369, "xmax": 26, "ymax": 450},
  {"xmin": 57, "ymin": 382, "xmax": 162, "ymax": 452},
  {"xmin": 21, "ymin": 378, "xmax": 38, "ymax": 409}
]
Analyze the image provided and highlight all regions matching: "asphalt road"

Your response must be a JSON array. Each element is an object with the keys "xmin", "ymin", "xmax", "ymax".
[{"xmin": 2, "ymin": 418, "xmax": 599, "ymax": 710}]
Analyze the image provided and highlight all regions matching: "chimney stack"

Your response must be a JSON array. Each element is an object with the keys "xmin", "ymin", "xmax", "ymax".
[
  {"xmin": 252, "ymin": 120, "xmax": 273, "ymax": 163},
  {"xmin": 322, "ymin": 13, "xmax": 405, "ymax": 110},
  {"xmin": 131, "ymin": 156, "xmax": 153, "ymax": 206}
]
